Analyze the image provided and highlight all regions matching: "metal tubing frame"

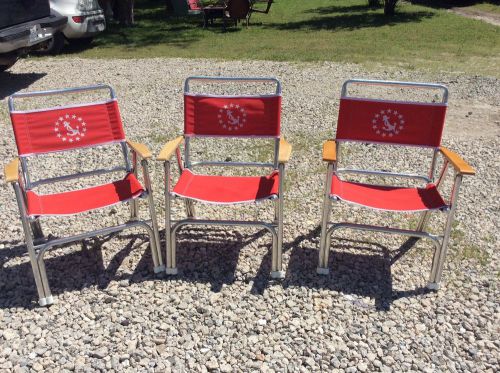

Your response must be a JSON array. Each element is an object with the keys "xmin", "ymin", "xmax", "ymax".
[
  {"xmin": 140, "ymin": 159, "xmax": 164, "ymax": 270},
  {"xmin": 170, "ymin": 219, "xmax": 280, "ymax": 275},
  {"xmin": 30, "ymin": 166, "xmax": 128, "ymax": 189},
  {"xmin": 130, "ymin": 150, "xmax": 139, "ymax": 220},
  {"xmin": 35, "ymin": 219, "xmax": 161, "ymax": 305},
  {"xmin": 184, "ymin": 76, "xmax": 281, "ymax": 95},
  {"xmin": 318, "ymin": 163, "xmax": 334, "ymax": 273},
  {"xmin": 13, "ymin": 183, "xmax": 48, "ymax": 305},
  {"xmin": 341, "ymin": 79, "xmax": 448, "ymax": 104},
  {"xmin": 427, "ymin": 174, "xmax": 462, "ymax": 288},
  {"xmin": 317, "ymin": 222, "xmax": 442, "ymax": 280},
  {"xmin": 8, "ymin": 84, "xmax": 116, "ymax": 111},
  {"xmin": 190, "ymin": 161, "xmax": 275, "ymax": 168},
  {"xmin": 317, "ymin": 167, "xmax": 464, "ymax": 290},
  {"xmin": 336, "ymin": 168, "xmax": 431, "ymax": 183}
]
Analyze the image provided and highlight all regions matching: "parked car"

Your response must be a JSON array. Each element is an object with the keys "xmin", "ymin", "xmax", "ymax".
[
  {"xmin": 0, "ymin": 0, "xmax": 67, "ymax": 72},
  {"xmin": 40, "ymin": 0, "xmax": 105, "ymax": 54}
]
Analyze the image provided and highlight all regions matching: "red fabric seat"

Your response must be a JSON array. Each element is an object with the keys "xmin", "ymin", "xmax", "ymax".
[
  {"xmin": 172, "ymin": 169, "xmax": 279, "ymax": 204},
  {"xmin": 26, "ymin": 173, "xmax": 144, "ymax": 217},
  {"xmin": 330, "ymin": 175, "xmax": 447, "ymax": 212}
]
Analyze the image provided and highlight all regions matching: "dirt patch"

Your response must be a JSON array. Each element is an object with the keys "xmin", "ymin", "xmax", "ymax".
[
  {"xmin": 445, "ymin": 100, "xmax": 500, "ymax": 139},
  {"xmin": 450, "ymin": 7, "xmax": 500, "ymax": 26}
]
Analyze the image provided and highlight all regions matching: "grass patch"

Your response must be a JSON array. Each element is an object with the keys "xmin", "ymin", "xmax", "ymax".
[
  {"xmin": 59, "ymin": 0, "xmax": 500, "ymax": 76},
  {"xmin": 454, "ymin": 244, "xmax": 491, "ymax": 267}
]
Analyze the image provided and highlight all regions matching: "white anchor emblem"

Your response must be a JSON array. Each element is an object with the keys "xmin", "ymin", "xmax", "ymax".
[
  {"xmin": 371, "ymin": 109, "xmax": 405, "ymax": 138},
  {"xmin": 54, "ymin": 114, "xmax": 87, "ymax": 143},
  {"xmin": 218, "ymin": 103, "xmax": 247, "ymax": 131}
]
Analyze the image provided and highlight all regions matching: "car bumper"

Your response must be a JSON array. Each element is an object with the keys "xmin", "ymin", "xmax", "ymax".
[
  {"xmin": 0, "ymin": 15, "xmax": 67, "ymax": 54},
  {"xmin": 63, "ymin": 13, "xmax": 106, "ymax": 39}
]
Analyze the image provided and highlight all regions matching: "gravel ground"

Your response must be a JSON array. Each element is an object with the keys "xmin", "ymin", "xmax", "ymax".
[{"xmin": 0, "ymin": 58, "xmax": 498, "ymax": 372}]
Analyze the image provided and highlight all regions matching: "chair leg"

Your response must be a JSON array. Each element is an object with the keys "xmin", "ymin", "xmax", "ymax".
[
  {"xmin": 416, "ymin": 210, "xmax": 431, "ymax": 232},
  {"xmin": 141, "ymin": 160, "xmax": 164, "ymax": 272},
  {"xmin": 427, "ymin": 209, "xmax": 456, "ymax": 290},
  {"xmin": 427, "ymin": 175, "xmax": 463, "ymax": 290},
  {"xmin": 130, "ymin": 152, "xmax": 139, "ymax": 220},
  {"xmin": 164, "ymin": 161, "xmax": 178, "ymax": 275},
  {"xmin": 146, "ymin": 193, "xmax": 164, "ymax": 273},
  {"xmin": 317, "ymin": 195, "xmax": 332, "ymax": 275},
  {"xmin": 270, "ymin": 196, "xmax": 284, "ymax": 279},
  {"xmin": 36, "ymin": 252, "xmax": 54, "ymax": 306},
  {"xmin": 30, "ymin": 219, "xmax": 44, "ymax": 242},
  {"xmin": 317, "ymin": 164, "xmax": 334, "ymax": 275},
  {"xmin": 167, "ymin": 225, "xmax": 179, "ymax": 275},
  {"xmin": 185, "ymin": 200, "xmax": 196, "ymax": 219},
  {"xmin": 14, "ymin": 184, "xmax": 49, "ymax": 306}
]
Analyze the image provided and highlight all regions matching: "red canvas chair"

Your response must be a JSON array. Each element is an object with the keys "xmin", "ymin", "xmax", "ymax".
[
  {"xmin": 317, "ymin": 79, "xmax": 475, "ymax": 290},
  {"xmin": 157, "ymin": 76, "xmax": 291, "ymax": 278},
  {"xmin": 4, "ymin": 85, "xmax": 163, "ymax": 306}
]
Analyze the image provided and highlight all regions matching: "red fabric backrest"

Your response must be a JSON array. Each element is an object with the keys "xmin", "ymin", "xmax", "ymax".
[
  {"xmin": 187, "ymin": 0, "xmax": 201, "ymax": 10},
  {"xmin": 184, "ymin": 94, "xmax": 281, "ymax": 137},
  {"xmin": 336, "ymin": 98, "xmax": 447, "ymax": 147},
  {"xmin": 11, "ymin": 99, "xmax": 125, "ymax": 156}
]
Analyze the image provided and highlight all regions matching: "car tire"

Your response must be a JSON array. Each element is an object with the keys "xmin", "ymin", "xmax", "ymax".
[
  {"xmin": 36, "ymin": 32, "xmax": 65, "ymax": 55},
  {"xmin": 69, "ymin": 37, "xmax": 94, "ymax": 46}
]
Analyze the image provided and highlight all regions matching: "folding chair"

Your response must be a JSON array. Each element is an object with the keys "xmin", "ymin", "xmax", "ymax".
[
  {"xmin": 247, "ymin": 0, "xmax": 274, "ymax": 26},
  {"xmin": 317, "ymin": 79, "xmax": 475, "ymax": 289},
  {"xmin": 4, "ymin": 85, "xmax": 164, "ymax": 306},
  {"xmin": 157, "ymin": 76, "xmax": 291, "ymax": 278}
]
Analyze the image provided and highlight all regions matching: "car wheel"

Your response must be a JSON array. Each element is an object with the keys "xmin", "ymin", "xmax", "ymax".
[
  {"xmin": 36, "ymin": 32, "xmax": 65, "ymax": 55},
  {"xmin": 69, "ymin": 37, "xmax": 94, "ymax": 46}
]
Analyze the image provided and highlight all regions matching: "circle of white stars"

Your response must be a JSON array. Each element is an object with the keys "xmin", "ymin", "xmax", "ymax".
[
  {"xmin": 218, "ymin": 103, "xmax": 247, "ymax": 131},
  {"xmin": 371, "ymin": 109, "xmax": 405, "ymax": 138},
  {"xmin": 54, "ymin": 114, "xmax": 87, "ymax": 143}
]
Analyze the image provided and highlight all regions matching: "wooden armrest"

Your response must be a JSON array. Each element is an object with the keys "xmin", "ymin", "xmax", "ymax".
[
  {"xmin": 322, "ymin": 140, "xmax": 337, "ymax": 162},
  {"xmin": 278, "ymin": 138, "xmax": 292, "ymax": 163},
  {"xmin": 127, "ymin": 140, "xmax": 152, "ymax": 159},
  {"xmin": 440, "ymin": 147, "xmax": 475, "ymax": 175},
  {"xmin": 4, "ymin": 157, "xmax": 19, "ymax": 183},
  {"xmin": 157, "ymin": 136, "xmax": 184, "ymax": 161}
]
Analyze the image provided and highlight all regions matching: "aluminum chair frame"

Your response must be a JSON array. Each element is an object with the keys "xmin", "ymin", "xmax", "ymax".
[
  {"xmin": 158, "ymin": 76, "xmax": 291, "ymax": 278},
  {"xmin": 5, "ymin": 85, "xmax": 164, "ymax": 306},
  {"xmin": 317, "ymin": 79, "xmax": 475, "ymax": 290}
]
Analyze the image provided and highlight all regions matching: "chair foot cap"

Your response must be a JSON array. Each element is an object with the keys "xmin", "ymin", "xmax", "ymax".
[
  {"xmin": 38, "ymin": 295, "xmax": 54, "ymax": 307},
  {"xmin": 427, "ymin": 282, "xmax": 440, "ymax": 290},
  {"xmin": 271, "ymin": 270, "xmax": 285, "ymax": 279},
  {"xmin": 166, "ymin": 268, "xmax": 178, "ymax": 275},
  {"xmin": 316, "ymin": 267, "xmax": 330, "ymax": 275},
  {"xmin": 154, "ymin": 265, "xmax": 166, "ymax": 274}
]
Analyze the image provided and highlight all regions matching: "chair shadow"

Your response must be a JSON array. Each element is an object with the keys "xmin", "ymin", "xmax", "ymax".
[
  {"xmin": 410, "ymin": 0, "xmax": 496, "ymax": 10},
  {"xmin": 281, "ymin": 227, "xmax": 432, "ymax": 311},
  {"xmin": 162, "ymin": 226, "xmax": 270, "ymax": 292},
  {"xmin": 0, "ymin": 72, "xmax": 47, "ymax": 100},
  {"xmin": 0, "ymin": 233, "xmax": 156, "ymax": 309}
]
